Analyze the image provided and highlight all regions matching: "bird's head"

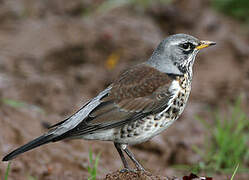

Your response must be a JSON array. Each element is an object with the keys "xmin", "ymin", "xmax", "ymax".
[{"xmin": 147, "ymin": 34, "xmax": 216, "ymax": 76}]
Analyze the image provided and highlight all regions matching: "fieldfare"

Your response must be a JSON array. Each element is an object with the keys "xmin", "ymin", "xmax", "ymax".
[{"xmin": 2, "ymin": 34, "xmax": 216, "ymax": 171}]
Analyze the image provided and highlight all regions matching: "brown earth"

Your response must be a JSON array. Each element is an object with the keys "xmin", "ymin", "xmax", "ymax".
[
  {"xmin": 105, "ymin": 171, "xmax": 211, "ymax": 180},
  {"xmin": 0, "ymin": 0, "xmax": 249, "ymax": 180}
]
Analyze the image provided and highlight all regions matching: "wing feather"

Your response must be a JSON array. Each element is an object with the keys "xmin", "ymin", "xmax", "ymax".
[{"xmin": 51, "ymin": 64, "xmax": 177, "ymax": 140}]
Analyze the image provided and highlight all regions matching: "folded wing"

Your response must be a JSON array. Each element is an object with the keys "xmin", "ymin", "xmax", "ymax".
[
  {"xmin": 53, "ymin": 63, "xmax": 176, "ymax": 140},
  {"xmin": 2, "ymin": 64, "xmax": 178, "ymax": 161}
]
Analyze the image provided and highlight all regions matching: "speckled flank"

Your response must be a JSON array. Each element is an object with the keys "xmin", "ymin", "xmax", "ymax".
[{"xmin": 113, "ymin": 74, "xmax": 191, "ymax": 145}]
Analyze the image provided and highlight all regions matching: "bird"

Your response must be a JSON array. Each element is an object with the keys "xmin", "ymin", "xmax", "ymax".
[{"xmin": 2, "ymin": 34, "xmax": 216, "ymax": 171}]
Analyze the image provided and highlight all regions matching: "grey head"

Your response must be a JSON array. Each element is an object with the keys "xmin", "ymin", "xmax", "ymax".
[{"xmin": 147, "ymin": 34, "xmax": 216, "ymax": 76}]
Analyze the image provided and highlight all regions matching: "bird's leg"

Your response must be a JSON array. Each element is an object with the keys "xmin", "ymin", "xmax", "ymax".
[
  {"xmin": 123, "ymin": 146, "xmax": 145, "ymax": 171},
  {"xmin": 114, "ymin": 142, "xmax": 131, "ymax": 172}
]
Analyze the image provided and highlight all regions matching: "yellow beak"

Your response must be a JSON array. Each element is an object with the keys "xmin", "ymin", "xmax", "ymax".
[{"xmin": 196, "ymin": 40, "xmax": 216, "ymax": 50}]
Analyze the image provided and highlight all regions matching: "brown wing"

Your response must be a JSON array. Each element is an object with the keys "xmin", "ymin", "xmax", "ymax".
[
  {"xmin": 54, "ymin": 64, "xmax": 175, "ymax": 139},
  {"xmin": 88, "ymin": 64, "xmax": 174, "ymax": 123}
]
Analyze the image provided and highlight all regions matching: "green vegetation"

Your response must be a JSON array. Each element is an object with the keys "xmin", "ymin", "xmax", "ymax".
[
  {"xmin": 3, "ymin": 149, "xmax": 101, "ymax": 180},
  {"xmin": 230, "ymin": 164, "xmax": 239, "ymax": 180},
  {"xmin": 2, "ymin": 98, "xmax": 27, "ymax": 108},
  {"xmin": 1, "ymin": 98, "xmax": 45, "ymax": 114},
  {"xmin": 212, "ymin": 0, "xmax": 249, "ymax": 22},
  {"xmin": 3, "ymin": 162, "xmax": 37, "ymax": 180},
  {"xmin": 87, "ymin": 149, "xmax": 101, "ymax": 180},
  {"xmin": 193, "ymin": 98, "xmax": 249, "ymax": 173},
  {"xmin": 4, "ymin": 162, "xmax": 11, "ymax": 180}
]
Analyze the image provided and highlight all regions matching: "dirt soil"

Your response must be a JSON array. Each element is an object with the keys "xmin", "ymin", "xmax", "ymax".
[
  {"xmin": 105, "ymin": 171, "xmax": 210, "ymax": 180},
  {"xmin": 0, "ymin": 0, "xmax": 249, "ymax": 180}
]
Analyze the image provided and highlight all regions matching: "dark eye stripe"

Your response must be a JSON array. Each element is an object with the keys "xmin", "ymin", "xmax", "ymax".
[
  {"xmin": 180, "ymin": 42, "xmax": 195, "ymax": 54},
  {"xmin": 180, "ymin": 43, "xmax": 195, "ymax": 49}
]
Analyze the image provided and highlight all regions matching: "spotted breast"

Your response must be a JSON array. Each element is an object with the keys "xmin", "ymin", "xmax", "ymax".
[{"xmin": 114, "ymin": 74, "xmax": 191, "ymax": 145}]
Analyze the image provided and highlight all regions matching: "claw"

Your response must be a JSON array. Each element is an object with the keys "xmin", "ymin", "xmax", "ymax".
[{"xmin": 120, "ymin": 168, "xmax": 135, "ymax": 173}]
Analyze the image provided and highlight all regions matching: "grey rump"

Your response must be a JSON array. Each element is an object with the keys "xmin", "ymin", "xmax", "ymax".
[{"xmin": 2, "ymin": 34, "xmax": 216, "ymax": 171}]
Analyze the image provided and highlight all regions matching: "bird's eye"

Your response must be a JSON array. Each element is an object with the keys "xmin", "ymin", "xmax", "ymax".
[{"xmin": 180, "ymin": 43, "xmax": 195, "ymax": 52}]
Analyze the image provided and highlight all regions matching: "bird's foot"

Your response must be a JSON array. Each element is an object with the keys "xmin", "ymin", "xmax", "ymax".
[
  {"xmin": 120, "ymin": 168, "xmax": 135, "ymax": 173},
  {"xmin": 135, "ymin": 165, "xmax": 146, "ymax": 172}
]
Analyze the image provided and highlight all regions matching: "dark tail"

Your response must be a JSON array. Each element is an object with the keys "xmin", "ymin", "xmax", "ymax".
[{"xmin": 2, "ymin": 134, "xmax": 55, "ymax": 161}]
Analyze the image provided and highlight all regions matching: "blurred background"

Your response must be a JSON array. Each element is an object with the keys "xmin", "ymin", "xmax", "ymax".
[{"xmin": 0, "ymin": 0, "xmax": 248, "ymax": 179}]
